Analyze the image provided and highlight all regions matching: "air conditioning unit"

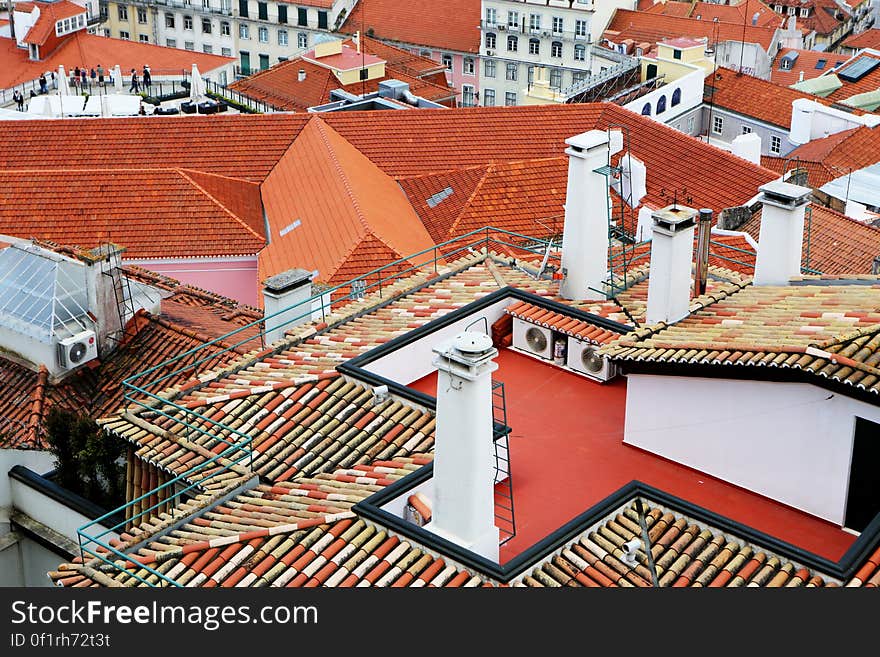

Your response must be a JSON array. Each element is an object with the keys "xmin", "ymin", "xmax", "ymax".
[
  {"xmin": 498, "ymin": 24, "xmax": 506, "ymax": 30},
  {"xmin": 56, "ymin": 330, "xmax": 98, "ymax": 369},
  {"xmin": 486, "ymin": 49, "xmax": 495, "ymax": 56},
  {"xmin": 542, "ymin": 30, "xmax": 550, "ymax": 37},
  {"xmin": 512, "ymin": 318, "xmax": 554, "ymax": 360},
  {"xmin": 566, "ymin": 336, "xmax": 617, "ymax": 382}
]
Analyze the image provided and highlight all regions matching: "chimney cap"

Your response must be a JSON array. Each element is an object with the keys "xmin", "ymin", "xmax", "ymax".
[
  {"xmin": 263, "ymin": 268, "xmax": 312, "ymax": 293},
  {"xmin": 453, "ymin": 332, "xmax": 493, "ymax": 355},
  {"xmin": 652, "ymin": 205, "xmax": 697, "ymax": 233},
  {"xmin": 758, "ymin": 179, "xmax": 811, "ymax": 208}
]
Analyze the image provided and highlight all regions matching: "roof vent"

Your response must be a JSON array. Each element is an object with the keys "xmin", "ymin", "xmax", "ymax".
[{"xmin": 298, "ymin": 69, "xmax": 306, "ymax": 82}]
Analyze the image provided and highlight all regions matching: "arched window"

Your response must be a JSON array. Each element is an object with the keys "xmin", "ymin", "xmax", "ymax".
[
  {"xmin": 507, "ymin": 35, "xmax": 518, "ymax": 52},
  {"xmin": 551, "ymin": 41, "xmax": 562, "ymax": 58},
  {"xmin": 528, "ymin": 38, "xmax": 540, "ymax": 55},
  {"xmin": 656, "ymin": 95, "xmax": 666, "ymax": 114},
  {"xmin": 574, "ymin": 44, "xmax": 586, "ymax": 61},
  {"xmin": 672, "ymin": 88, "xmax": 682, "ymax": 107},
  {"xmin": 641, "ymin": 103, "xmax": 651, "ymax": 116},
  {"xmin": 486, "ymin": 32, "xmax": 496, "ymax": 50}
]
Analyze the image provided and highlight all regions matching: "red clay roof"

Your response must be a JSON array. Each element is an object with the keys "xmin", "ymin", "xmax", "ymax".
[
  {"xmin": 760, "ymin": 154, "xmax": 840, "ymax": 187},
  {"xmin": 259, "ymin": 117, "xmax": 437, "ymax": 286},
  {"xmin": 0, "ymin": 31, "xmax": 232, "ymax": 88},
  {"xmin": 826, "ymin": 52, "xmax": 880, "ymax": 101},
  {"xmin": 21, "ymin": 0, "xmax": 85, "ymax": 46},
  {"xmin": 843, "ymin": 28, "xmax": 880, "ymax": 50},
  {"xmin": 786, "ymin": 125, "xmax": 880, "ymax": 172},
  {"xmin": 506, "ymin": 300, "xmax": 621, "ymax": 345},
  {"xmin": 354, "ymin": 36, "xmax": 447, "ymax": 79},
  {"xmin": 645, "ymin": 1, "xmax": 693, "ymax": 17},
  {"xmin": 342, "ymin": 0, "xmax": 480, "ymax": 53},
  {"xmin": 0, "ymin": 168, "xmax": 265, "ymax": 259},
  {"xmin": 771, "ymin": 48, "xmax": 845, "ymax": 86},
  {"xmin": 690, "ymin": 0, "xmax": 783, "ymax": 27},
  {"xmin": 605, "ymin": 9, "xmax": 778, "ymax": 51},
  {"xmin": 303, "ymin": 45, "xmax": 384, "ymax": 70}
]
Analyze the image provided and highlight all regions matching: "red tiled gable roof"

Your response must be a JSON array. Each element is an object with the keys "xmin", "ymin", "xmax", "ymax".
[
  {"xmin": 786, "ymin": 125, "xmax": 880, "ymax": 172},
  {"xmin": 506, "ymin": 301, "xmax": 622, "ymax": 345},
  {"xmin": 354, "ymin": 36, "xmax": 447, "ymax": 81},
  {"xmin": 843, "ymin": 28, "xmax": 880, "ymax": 50},
  {"xmin": 178, "ymin": 169, "xmax": 265, "ymax": 237},
  {"xmin": 605, "ymin": 9, "xmax": 778, "ymax": 51},
  {"xmin": 771, "ymin": 48, "xmax": 840, "ymax": 86},
  {"xmin": 342, "ymin": 0, "xmax": 480, "ymax": 54},
  {"xmin": 0, "ymin": 31, "xmax": 232, "ymax": 89},
  {"xmin": 794, "ymin": 0, "xmax": 847, "ymax": 37},
  {"xmin": 259, "ymin": 117, "xmax": 437, "ymax": 286},
  {"xmin": 825, "ymin": 52, "xmax": 880, "ymax": 101},
  {"xmin": 690, "ymin": 0, "xmax": 783, "ymax": 27},
  {"xmin": 0, "ymin": 168, "xmax": 265, "ymax": 259},
  {"xmin": 645, "ymin": 1, "xmax": 693, "ymax": 17},
  {"xmin": 760, "ymin": 154, "xmax": 840, "ymax": 187},
  {"xmin": 21, "ymin": 0, "xmax": 85, "ymax": 46}
]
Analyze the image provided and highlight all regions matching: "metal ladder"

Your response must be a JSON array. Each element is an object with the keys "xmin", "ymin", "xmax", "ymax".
[
  {"xmin": 492, "ymin": 380, "xmax": 516, "ymax": 545},
  {"xmin": 102, "ymin": 257, "xmax": 139, "ymax": 349}
]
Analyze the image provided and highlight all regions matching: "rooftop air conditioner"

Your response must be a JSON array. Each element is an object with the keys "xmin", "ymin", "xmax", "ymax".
[
  {"xmin": 486, "ymin": 49, "xmax": 495, "ymax": 56},
  {"xmin": 566, "ymin": 336, "xmax": 617, "ymax": 382},
  {"xmin": 56, "ymin": 329, "xmax": 98, "ymax": 370},
  {"xmin": 512, "ymin": 318, "xmax": 554, "ymax": 360}
]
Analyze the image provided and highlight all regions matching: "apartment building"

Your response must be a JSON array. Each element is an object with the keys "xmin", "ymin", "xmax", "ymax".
[{"xmin": 479, "ymin": 0, "xmax": 633, "ymax": 106}]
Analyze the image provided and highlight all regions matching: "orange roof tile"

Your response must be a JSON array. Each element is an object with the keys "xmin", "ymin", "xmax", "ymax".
[
  {"xmin": 843, "ymin": 28, "xmax": 880, "ymax": 50},
  {"xmin": 605, "ymin": 9, "xmax": 778, "ymax": 50},
  {"xmin": 690, "ymin": 0, "xmax": 783, "ymax": 27},
  {"xmin": 342, "ymin": 0, "xmax": 480, "ymax": 53},
  {"xmin": 771, "ymin": 48, "xmax": 844, "ymax": 86},
  {"xmin": 354, "ymin": 36, "xmax": 447, "ymax": 79},
  {"xmin": 760, "ymin": 155, "xmax": 840, "ymax": 187},
  {"xmin": 21, "ymin": 0, "xmax": 85, "ymax": 46},
  {"xmin": 646, "ymin": 1, "xmax": 693, "ymax": 17},
  {"xmin": 826, "ymin": 52, "xmax": 880, "ymax": 101},
  {"xmin": 787, "ymin": 125, "xmax": 880, "ymax": 172},
  {"xmin": 0, "ymin": 168, "xmax": 265, "ymax": 258},
  {"xmin": 259, "ymin": 117, "xmax": 437, "ymax": 285},
  {"xmin": 0, "ymin": 31, "xmax": 232, "ymax": 88}
]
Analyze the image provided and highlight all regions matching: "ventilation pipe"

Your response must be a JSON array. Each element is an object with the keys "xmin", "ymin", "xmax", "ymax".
[
  {"xmin": 753, "ymin": 180, "xmax": 812, "ymax": 286},
  {"xmin": 646, "ymin": 205, "xmax": 698, "ymax": 325},
  {"xmin": 636, "ymin": 205, "xmax": 654, "ymax": 242},
  {"xmin": 298, "ymin": 69, "xmax": 306, "ymax": 82},
  {"xmin": 560, "ymin": 129, "xmax": 623, "ymax": 301},
  {"xmin": 426, "ymin": 332, "xmax": 500, "ymax": 562},
  {"xmin": 262, "ymin": 268, "xmax": 313, "ymax": 344},
  {"xmin": 694, "ymin": 209, "xmax": 712, "ymax": 297}
]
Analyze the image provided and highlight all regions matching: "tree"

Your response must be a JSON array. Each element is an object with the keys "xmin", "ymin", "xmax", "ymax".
[{"xmin": 44, "ymin": 408, "xmax": 126, "ymax": 509}]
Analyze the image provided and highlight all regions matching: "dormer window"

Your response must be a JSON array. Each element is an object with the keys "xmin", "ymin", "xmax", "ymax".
[
  {"xmin": 781, "ymin": 58, "xmax": 792, "ymax": 70},
  {"xmin": 800, "ymin": 7, "xmax": 809, "ymax": 17},
  {"xmin": 787, "ymin": 6, "xmax": 796, "ymax": 15},
  {"xmin": 775, "ymin": 4, "xmax": 783, "ymax": 12}
]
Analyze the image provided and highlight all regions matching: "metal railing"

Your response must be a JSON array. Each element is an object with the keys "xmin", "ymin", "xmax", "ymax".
[{"xmin": 202, "ymin": 78, "xmax": 281, "ymax": 112}]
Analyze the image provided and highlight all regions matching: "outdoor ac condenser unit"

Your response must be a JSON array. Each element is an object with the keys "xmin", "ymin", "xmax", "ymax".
[
  {"xmin": 512, "ymin": 318, "xmax": 554, "ymax": 360},
  {"xmin": 56, "ymin": 330, "xmax": 98, "ymax": 369},
  {"xmin": 566, "ymin": 336, "xmax": 617, "ymax": 382}
]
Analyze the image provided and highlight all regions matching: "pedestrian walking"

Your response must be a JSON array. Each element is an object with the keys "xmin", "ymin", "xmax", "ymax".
[
  {"xmin": 97, "ymin": 64, "xmax": 105, "ymax": 87},
  {"xmin": 128, "ymin": 69, "xmax": 139, "ymax": 93},
  {"xmin": 142, "ymin": 65, "xmax": 151, "ymax": 91},
  {"xmin": 13, "ymin": 90, "xmax": 23, "ymax": 111},
  {"xmin": 38, "ymin": 73, "xmax": 47, "ymax": 94}
]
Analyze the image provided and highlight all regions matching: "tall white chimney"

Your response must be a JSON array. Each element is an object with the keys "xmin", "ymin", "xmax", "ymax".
[
  {"xmin": 731, "ymin": 132, "xmax": 761, "ymax": 165},
  {"xmin": 262, "ymin": 268, "xmax": 313, "ymax": 344},
  {"xmin": 646, "ymin": 205, "xmax": 698, "ymax": 325},
  {"xmin": 753, "ymin": 180, "xmax": 812, "ymax": 286},
  {"xmin": 426, "ymin": 332, "xmax": 500, "ymax": 562},
  {"xmin": 560, "ymin": 129, "xmax": 623, "ymax": 301},
  {"xmin": 789, "ymin": 98, "xmax": 816, "ymax": 145}
]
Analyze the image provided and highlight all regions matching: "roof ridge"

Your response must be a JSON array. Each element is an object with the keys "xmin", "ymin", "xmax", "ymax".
[
  {"xmin": 26, "ymin": 365, "xmax": 49, "ymax": 447},
  {"xmin": 444, "ymin": 164, "xmax": 494, "ymax": 239},
  {"xmin": 176, "ymin": 169, "xmax": 267, "ymax": 245}
]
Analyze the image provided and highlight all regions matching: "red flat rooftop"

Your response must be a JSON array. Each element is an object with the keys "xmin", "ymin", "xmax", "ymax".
[
  {"xmin": 303, "ymin": 46, "xmax": 384, "ymax": 71},
  {"xmin": 410, "ymin": 348, "xmax": 855, "ymax": 563}
]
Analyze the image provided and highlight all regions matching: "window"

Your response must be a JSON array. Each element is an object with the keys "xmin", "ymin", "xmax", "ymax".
[
  {"xmin": 486, "ymin": 32, "xmax": 496, "ymax": 49},
  {"xmin": 686, "ymin": 116, "xmax": 695, "ymax": 133},
  {"xmin": 673, "ymin": 49, "xmax": 682, "ymax": 60},
  {"xmin": 137, "ymin": 7, "xmax": 147, "ymax": 23},
  {"xmin": 641, "ymin": 103, "xmax": 651, "ymax": 116},
  {"xmin": 184, "ymin": 40, "xmax": 194, "ymax": 50},
  {"xmin": 278, "ymin": 4, "xmax": 287, "ymax": 23},
  {"xmin": 572, "ymin": 71, "xmax": 585, "ymax": 85},
  {"xmin": 505, "ymin": 91, "xmax": 516, "ymax": 106},
  {"xmin": 462, "ymin": 84, "xmax": 475, "ymax": 107},
  {"xmin": 529, "ymin": 13, "xmax": 540, "ymax": 32},
  {"xmin": 359, "ymin": 67, "xmax": 368, "ymax": 80},
  {"xmin": 505, "ymin": 62, "xmax": 517, "ymax": 80},
  {"xmin": 203, "ymin": 43, "xmax": 213, "ymax": 53},
  {"xmin": 486, "ymin": 7, "xmax": 496, "ymax": 25},
  {"xmin": 800, "ymin": 7, "xmax": 808, "ymax": 16},
  {"xmin": 184, "ymin": 15, "xmax": 193, "ymax": 30},
  {"xmin": 258, "ymin": 1, "xmax": 267, "ymax": 20},
  {"xmin": 222, "ymin": 47, "xmax": 232, "ymax": 56},
  {"xmin": 484, "ymin": 58, "xmax": 496, "ymax": 78},
  {"xmin": 139, "ymin": 34, "xmax": 149, "ymax": 42},
  {"xmin": 166, "ymin": 38, "xmax": 177, "ymax": 47},
  {"xmin": 529, "ymin": 38, "xmax": 539, "ymax": 55},
  {"xmin": 165, "ymin": 12, "xmax": 175, "ymax": 28},
  {"xmin": 117, "ymin": 5, "xmax": 127, "ymax": 21},
  {"xmin": 551, "ymin": 41, "xmax": 562, "ymax": 58},
  {"xmin": 774, "ymin": 4, "xmax": 782, "ymax": 11},
  {"xmin": 656, "ymin": 95, "xmax": 666, "ymax": 113},
  {"xmin": 240, "ymin": 51, "xmax": 250, "ymax": 73},
  {"xmin": 787, "ymin": 6, "xmax": 795, "ymax": 15},
  {"xmin": 120, "ymin": 29, "xmax": 130, "ymax": 39},
  {"xmin": 464, "ymin": 57, "xmax": 474, "ymax": 75},
  {"xmin": 239, "ymin": 0, "xmax": 248, "ymax": 18},
  {"xmin": 550, "ymin": 68, "xmax": 561, "ymax": 89},
  {"xmin": 221, "ymin": 21, "xmax": 230, "ymax": 35},
  {"xmin": 483, "ymin": 88, "xmax": 495, "ymax": 106},
  {"xmin": 278, "ymin": 29, "xmax": 287, "ymax": 45},
  {"xmin": 202, "ymin": 18, "xmax": 212, "ymax": 33},
  {"xmin": 528, "ymin": 65, "xmax": 535, "ymax": 85},
  {"xmin": 507, "ymin": 11, "xmax": 519, "ymax": 28},
  {"xmin": 317, "ymin": 10, "xmax": 327, "ymax": 28},
  {"xmin": 742, "ymin": 125, "xmax": 752, "ymax": 134},
  {"xmin": 259, "ymin": 53, "xmax": 269, "ymax": 69},
  {"xmin": 259, "ymin": 26, "xmax": 268, "ymax": 42},
  {"xmin": 575, "ymin": 19, "xmax": 588, "ymax": 39},
  {"xmin": 202, "ymin": 0, "xmax": 210, "ymax": 8},
  {"xmin": 770, "ymin": 135, "xmax": 782, "ymax": 154},
  {"xmin": 815, "ymin": 59, "xmax": 827, "ymax": 69},
  {"xmin": 240, "ymin": 23, "xmax": 249, "ymax": 38},
  {"xmin": 297, "ymin": 32, "xmax": 307, "ymax": 48},
  {"xmin": 712, "ymin": 115, "xmax": 724, "ymax": 134},
  {"xmin": 507, "ymin": 35, "xmax": 518, "ymax": 52},
  {"xmin": 552, "ymin": 16, "xmax": 563, "ymax": 34},
  {"xmin": 297, "ymin": 7, "xmax": 307, "ymax": 26},
  {"xmin": 671, "ymin": 87, "xmax": 681, "ymax": 106},
  {"xmin": 442, "ymin": 53, "xmax": 453, "ymax": 70},
  {"xmin": 574, "ymin": 44, "xmax": 586, "ymax": 61}
]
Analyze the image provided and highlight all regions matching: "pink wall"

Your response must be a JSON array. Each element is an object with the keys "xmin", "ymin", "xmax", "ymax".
[
  {"xmin": 127, "ymin": 257, "xmax": 261, "ymax": 307},
  {"xmin": 404, "ymin": 46, "xmax": 480, "ymax": 105}
]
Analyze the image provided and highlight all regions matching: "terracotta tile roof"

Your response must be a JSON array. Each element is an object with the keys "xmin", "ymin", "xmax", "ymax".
[
  {"xmin": 604, "ymin": 9, "xmax": 778, "ymax": 51},
  {"xmin": 771, "ymin": 48, "xmax": 841, "ymax": 86},
  {"xmin": 228, "ymin": 39, "xmax": 455, "ymax": 112},
  {"xmin": 792, "ymin": 0, "xmax": 847, "ymax": 37},
  {"xmin": 342, "ymin": 0, "xmax": 480, "ymax": 53},
  {"xmin": 645, "ymin": 1, "xmax": 693, "ymax": 17},
  {"xmin": 0, "ymin": 31, "xmax": 233, "ymax": 89},
  {"xmin": 259, "ymin": 117, "xmax": 437, "ymax": 286},
  {"xmin": 826, "ymin": 52, "xmax": 880, "ymax": 101},
  {"xmin": 843, "ymin": 28, "xmax": 880, "ymax": 51},
  {"xmin": 760, "ymin": 155, "xmax": 840, "ymax": 188},
  {"xmin": 741, "ymin": 203, "xmax": 880, "ymax": 275},
  {"xmin": 604, "ymin": 281, "xmax": 880, "ymax": 397},
  {"xmin": 0, "ymin": 168, "xmax": 265, "ymax": 259},
  {"xmin": 785, "ymin": 125, "xmax": 880, "ymax": 172},
  {"xmin": 505, "ymin": 300, "xmax": 622, "ymax": 345},
  {"xmin": 703, "ymin": 68, "xmax": 840, "ymax": 129},
  {"xmin": 21, "ymin": 0, "xmax": 85, "ymax": 46},
  {"xmin": 353, "ymin": 36, "xmax": 448, "ymax": 80},
  {"xmin": 848, "ymin": 544, "xmax": 880, "ymax": 587},
  {"xmin": 689, "ymin": 0, "xmax": 783, "ymax": 27}
]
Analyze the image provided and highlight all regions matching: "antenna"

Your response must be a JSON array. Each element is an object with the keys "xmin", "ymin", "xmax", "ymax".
[
  {"xmin": 361, "ymin": 5, "xmax": 366, "ymax": 99},
  {"xmin": 738, "ymin": 2, "xmax": 748, "ymax": 75}
]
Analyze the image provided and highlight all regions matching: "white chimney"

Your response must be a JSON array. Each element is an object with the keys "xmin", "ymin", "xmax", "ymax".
[
  {"xmin": 789, "ymin": 98, "xmax": 816, "ymax": 145},
  {"xmin": 636, "ymin": 205, "xmax": 654, "ymax": 242},
  {"xmin": 298, "ymin": 69, "xmax": 306, "ymax": 82},
  {"xmin": 262, "ymin": 268, "xmax": 313, "ymax": 344},
  {"xmin": 731, "ymin": 132, "xmax": 762, "ymax": 165},
  {"xmin": 646, "ymin": 205, "xmax": 698, "ymax": 325},
  {"xmin": 560, "ymin": 129, "xmax": 623, "ymax": 301},
  {"xmin": 612, "ymin": 151, "xmax": 647, "ymax": 208},
  {"xmin": 753, "ymin": 180, "xmax": 812, "ymax": 286},
  {"xmin": 426, "ymin": 332, "xmax": 500, "ymax": 562}
]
